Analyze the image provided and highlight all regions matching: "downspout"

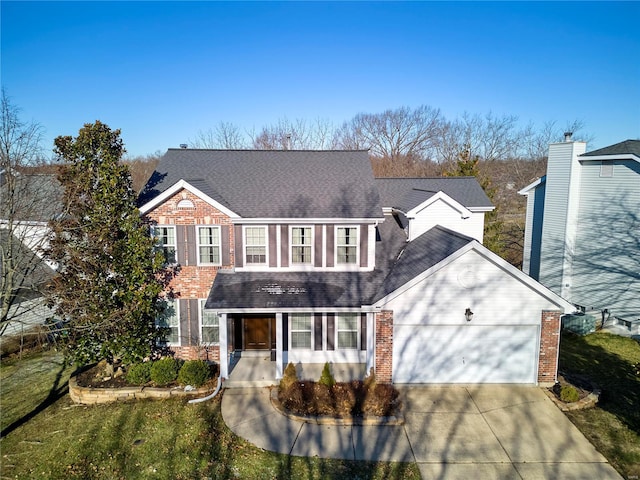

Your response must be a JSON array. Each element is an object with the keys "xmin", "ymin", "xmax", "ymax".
[{"xmin": 188, "ymin": 375, "xmax": 224, "ymax": 404}]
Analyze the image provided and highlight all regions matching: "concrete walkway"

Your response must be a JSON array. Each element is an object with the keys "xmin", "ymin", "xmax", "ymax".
[{"xmin": 221, "ymin": 385, "xmax": 623, "ymax": 480}]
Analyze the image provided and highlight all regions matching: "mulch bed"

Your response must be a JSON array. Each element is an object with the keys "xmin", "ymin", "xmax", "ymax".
[
  {"xmin": 278, "ymin": 380, "xmax": 401, "ymax": 418},
  {"xmin": 551, "ymin": 372, "xmax": 596, "ymax": 403}
]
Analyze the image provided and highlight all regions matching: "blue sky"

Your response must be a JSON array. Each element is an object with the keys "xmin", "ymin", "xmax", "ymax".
[{"xmin": 2, "ymin": 1, "xmax": 639, "ymax": 158}]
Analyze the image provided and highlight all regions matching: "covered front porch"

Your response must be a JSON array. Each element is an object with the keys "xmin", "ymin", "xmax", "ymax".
[{"xmin": 216, "ymin": 310, "xmax": 376, "ymax": 385}]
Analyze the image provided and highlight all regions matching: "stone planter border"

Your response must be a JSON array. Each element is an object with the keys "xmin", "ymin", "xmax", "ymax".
[
  {"xmin": 269, "ymin": 387, "xmax": 404, "ymax": 425},
  {"xmin": 68, "ymin": 376, "xmax": 215, "ymax": 405},
  {"xmin": 544, "ymin": 384, "xmax": 601, "ymax": 412}
]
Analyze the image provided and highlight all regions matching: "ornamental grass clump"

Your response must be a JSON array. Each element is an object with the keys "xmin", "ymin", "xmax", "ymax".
[
  {"xmin": 150, "ymin": 357, "xmax": 181, "ymax": 386},
  {"xmin": 178, "ymin": 360, "xmax": 210, "ymax": 387}
]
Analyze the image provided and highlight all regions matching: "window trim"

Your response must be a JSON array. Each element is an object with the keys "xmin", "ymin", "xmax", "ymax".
[
  {"xmin": 335, "ymin": 225, "xmax": 360, "ymax": 266},
  {"xmin": 196, "ymin": 225, "xmax": 222, "ymax": 266},
  {"xmin": 289, "ymin": 313, "xmax": 313, "ymax": 350},
  {"xmin": 153, "ymin": 225, "xmax": 177, "ymax": 265},
  {"xmin": 199, "ymin": 299, "xmax": 220, "ymax": 345},
  {"xmin": 335, "ymin": 313, "xmax": 359, "ymax": 350},
  {"xmin": 157, "ymin": 298, "xmax": 180, "ymax": 346},
  {"xmin": 243, "ymin": 225, "xmax": 268, "ymax": 266},
  {"xmin": 290, "ymin": 225, "xmax": 314, "ymax": 265}
]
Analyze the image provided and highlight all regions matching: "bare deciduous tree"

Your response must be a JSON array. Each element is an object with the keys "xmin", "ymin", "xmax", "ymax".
[
  {"xmin": 190, "ymin": 122, "xmax": 247, "ymax": 149},
  {"xmin": 0, "ymin": 89, "xmax": 55, "ymax": 336}
]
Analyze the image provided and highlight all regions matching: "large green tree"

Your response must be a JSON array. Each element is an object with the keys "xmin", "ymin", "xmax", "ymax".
[{"xmin": 45, "ymin": 121, "xmax": 169, "ymax": 366}]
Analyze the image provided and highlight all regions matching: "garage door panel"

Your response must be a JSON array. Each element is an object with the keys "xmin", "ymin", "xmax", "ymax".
[{"xmin": 393, "ymin": 325, "xmax": 538, "ymax": 384}]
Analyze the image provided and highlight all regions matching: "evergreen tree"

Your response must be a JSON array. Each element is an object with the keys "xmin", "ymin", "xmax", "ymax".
[
  {"xmin": 445, "ymin": 144, "xmax": 504, "ymax": 256},
  {"xmin": 45, "ymin": 121, "xmax": 170, "ymax": 366}
]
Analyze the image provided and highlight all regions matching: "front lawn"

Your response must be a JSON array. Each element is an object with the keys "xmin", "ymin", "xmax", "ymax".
[
  {"xmin": 559, "ymin": 331, "xmax": 640, "ymax": 478},
  {"xmin": 0, "ymin": 350, "xmax": 419, "ymax": 479}
]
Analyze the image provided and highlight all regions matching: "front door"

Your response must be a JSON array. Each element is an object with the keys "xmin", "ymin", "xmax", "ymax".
[{"xmin": 244, "ymin": 317, "xmax": 271, "ymax": 350}]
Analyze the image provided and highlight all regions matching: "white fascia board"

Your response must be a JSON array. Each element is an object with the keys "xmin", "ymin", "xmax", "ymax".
[
  {"xmin": 235, "ymin": 217, "xmax": 385, "ymax": 225},
  {"xmin": 468, "ymin": 206, "xmax": 495, "ymax": 212},
  {"xmin": 373, "ymin": 240, "xmax": 575, "ymax": 313},
  {"xmin": 138, "ymin": 179, "xmax": 239, "ymax": 218},
  {"xmin": 579, "ymin": 154, "xmax": 640, "ymax": 164},
  {"xmin": 518, "ymin": 176, "xmax": 545, "ymax": 196},
  {"xmin": 406, "ymin": 191, "xmax": 473, "ymax": 219}
]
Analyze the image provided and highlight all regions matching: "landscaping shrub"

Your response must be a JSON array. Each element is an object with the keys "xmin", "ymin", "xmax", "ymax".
[
  {"xmin": 150, "ymin": 357, "xmax": 181, "ymax": 386},
  {"xmin": 318, "ymin": 362, "xmax": 335, "ymax": 388},
  {"xmin": 560, "ymin": 384, "xmax": 580, "ymax": 403},
  {"xmin": 363, "ymin": 384, "xmax": 400, "ymax": 416},
  {"xmin": 279, "ymin": 362, "xmax": 298, "ymax": 391},
  {"xmin": 178, "ymin": 360, "xmax": 210, "ymax": 387},
  {"xmin": 125, "ymin": 362, "xmax": 152, "ymax": 385}
]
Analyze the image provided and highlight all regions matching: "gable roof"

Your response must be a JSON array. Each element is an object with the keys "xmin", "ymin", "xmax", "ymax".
[
  {"xmin": 0, "ymin": 173, "xmax": 63, "ymax": 222},
  {"xmin": 375, "ymin": 178, "xmax": 493, "ymax": 212},
  {"xmin": 580, "ymin": 139, "xmax": 640, "ymax": 159},
  {"xmin": 139, "ymin": 149, "xmax": 384, "ymax": 219}
]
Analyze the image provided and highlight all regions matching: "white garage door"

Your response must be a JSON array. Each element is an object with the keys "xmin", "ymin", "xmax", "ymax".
[{"xmin": 393, "ymin": 325, "xmax": 538, "ymax": 384}]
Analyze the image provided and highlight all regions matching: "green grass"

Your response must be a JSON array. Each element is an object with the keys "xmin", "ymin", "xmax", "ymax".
[
  {"xmin": 1, "ymin": 350, "xmax": 419, "ymax": 479},
  {"xmin": 559, "ymin": 331, "xmax": 640, "ymax": 479}
]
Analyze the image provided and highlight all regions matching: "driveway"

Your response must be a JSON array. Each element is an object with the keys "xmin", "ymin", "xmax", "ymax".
[{"xmin": 221, "ymin": 385, "xmax": 622, "ymax": 479}]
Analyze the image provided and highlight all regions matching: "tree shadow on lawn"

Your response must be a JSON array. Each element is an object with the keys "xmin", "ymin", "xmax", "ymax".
[
  {"xmin": 559, "ymin": 331, "xmax": 640, "ymax": 434},
  {"xmin": 0, "ymin": 357, "xmax": 71, "ymax": 438}
]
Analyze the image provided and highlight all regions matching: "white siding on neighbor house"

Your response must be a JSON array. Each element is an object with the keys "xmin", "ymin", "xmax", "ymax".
[
  {"xmin": 378, "ymin": 248, "xmax": 570, "ymax": 384},
  {"xmin": 408, "ymin": 199, "xmax": 485, "ymax": 242},
  {"xmin": 538, "ymin": 141, "xmax": 586, "ymax": 296},
  {"xmin": 571, "ymin": 159, "xmax": 640, "ymax": 319},
  {"xmin": 521, "ymin": 181, "xmax": 546, "ymax": 280}
]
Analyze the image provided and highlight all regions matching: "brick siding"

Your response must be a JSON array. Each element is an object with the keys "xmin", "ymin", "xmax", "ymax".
[
  {"xmin": 375, "ymin": 310, "xmax": 394, "ymax": 384},
  {"xmin": 538, "ymin": 310, "xmax": 561, "ymax": 385}
]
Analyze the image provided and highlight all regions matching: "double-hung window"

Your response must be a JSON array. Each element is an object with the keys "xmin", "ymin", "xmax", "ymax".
[
  {"xmin": 290, "ymin": 314, "xmax": 312, "ymax": 349},
  {"xmin": 154, "ymin": 226, "xmax": 177, "ymax": 264},
  {"xmin": 157, "ymin": 299, "xmax": 179, "ymax": 345},
  {"xmin": 200, "ymin": 299, "xmax": 219, "ymax": 344},
  {"xmin": 337, "ymin": 313, "xmax": 358, "ymax": 349},
  {"xmin": 198, "ymin": 226, "xmax": 221, "ymax": 265},
  {"xmin": 291, "ymin": 226, "xmax": 312, "ymax": 264},
  {"xmin": 336, "ymin": 227, "xmax": 358, "ymax": 264},
  {"xmin": 245, "ymin": 227, "xmax": 267, "ymax": 265}
]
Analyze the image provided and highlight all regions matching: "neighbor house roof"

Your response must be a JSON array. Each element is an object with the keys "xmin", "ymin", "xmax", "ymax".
[
  {"xmin": 375, "ymin": 178, "xmax": 493, "ymax": 212},
  {"xmin": 140, "ymin": 149, "xmax": 384, "ymax": 219},
  {"xmin": 580, "ymin": 139, "xmax": 640, "ymax": 159},
  {"xmin": 0, "ymin": 173, "xmax": 63, "ymax": 222}
]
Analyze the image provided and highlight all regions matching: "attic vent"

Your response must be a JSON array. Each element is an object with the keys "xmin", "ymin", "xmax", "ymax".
[
  {"xmin": 180, "ymin": 143, "xmax": 188, "ymax": 149},
  {"xmin": 600, "ymin": 160, "xmax": 614, "ymax": 178},
  {"xmin": 177, "ymin": 199, "xmax": 195, "ymax": 209}
]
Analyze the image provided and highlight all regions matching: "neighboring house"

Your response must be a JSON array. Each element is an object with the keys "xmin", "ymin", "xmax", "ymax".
[
  {"xmin": 139, "ymin": 149, "xmax": 574, "ymax": 385},
  {"xmin": 519, "ymin": 137, "xmax": 640, "ymax": 322},
  {"xmin": 0, "ymin": 171, "xmax": 60, "ymax": 338}
]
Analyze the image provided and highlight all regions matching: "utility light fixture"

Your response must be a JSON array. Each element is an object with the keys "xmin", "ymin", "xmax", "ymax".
[{"xmin": 465, "ymin": 308, "xmax": 474, "ymax": 322}]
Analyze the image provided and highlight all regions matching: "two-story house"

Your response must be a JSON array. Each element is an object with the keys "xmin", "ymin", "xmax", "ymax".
[
  {"xmin": 519, "ymin": 137, "xmax": 640, "ymax": 329},
  {"xmin": 140, "ymin": 149, "xmax": 573, "ymax": 385}
]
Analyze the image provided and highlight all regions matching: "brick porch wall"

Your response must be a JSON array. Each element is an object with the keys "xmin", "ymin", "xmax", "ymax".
[
  {"xmin": 538, "ymin": 310, "xmax": 561, "ymax": 386},
  {"xmin": 171, "ymin": 345, "xmax": 220, "ymax": 362},
  {"xmin": 375, "ymin": 310, "xmax": 394, "ymax": 384}
]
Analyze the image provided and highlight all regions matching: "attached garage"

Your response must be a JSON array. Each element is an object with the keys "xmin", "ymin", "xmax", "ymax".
[
  {"xmin": 374, "ymin": 240, "xmax": 575, "ymax": 385},
  {"xmin": 393, "ymin": 324, "xmax": 538, "ymax": 384}
]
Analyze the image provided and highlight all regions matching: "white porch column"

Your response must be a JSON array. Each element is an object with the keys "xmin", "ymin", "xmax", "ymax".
[
  {"xmin": 219, "ymin": 313, "xmax": 228, "ymax": 379},
  {"xmin": 366, "ymin": 312, "xmax": 375, "ymax": 375},
  {"xmin": 275, "ymin": 312, "xmax": 283, "ymax": 379}
]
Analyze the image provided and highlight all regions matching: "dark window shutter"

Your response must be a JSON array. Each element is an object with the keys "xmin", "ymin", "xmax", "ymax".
[
  {"xmin": 314, "ymin": 314, "xmax": 323, "ymax": 351},
  {"xmin": 280, "ymin": 226, "xmax": 289, "ymax": 267},
  {"xmin": 189, "ymin": 299, "xmax": 199, "ymax": 345},
  {"xmin": 176, "ymin": 226, "xmax": 186, "ymax": 265},
  {"xmin": 314, "ymin": 225, "xmax": 323, "ymax": 267},
  {"xmin": 360, "ymin": 313, "xmax": 367, "ymax": 351},
  {"xmin": 360, "ymin": 224, "xmax": 368, "ymax": 267},
  {"xmin": 282, "ymin": 314, "xmax": 288, "ymax": 351},
  {"xmin": 179, "ymin": 299, "xmax": 189, "ymax": 346},
  {"xmin": 326, "ymin": 226, "xmax": 334, "ymax": 267},
  {"xmin": 221, "ymin": 225, "xmax": 231, "ymax": 266},
  {"xmin": 234, "ymin": 225, "xmax": 243, "ymax": 267},
  {"xmin": 269, "ymin": 225, "xmax": 277, "ymax": 267},
  {"xmin": 186, "ymin": 225, "xmax": 197, "ymax": 265},
  {"xmin": 326, "ymin": 313, "xmax": 335, "ymax": 351}
]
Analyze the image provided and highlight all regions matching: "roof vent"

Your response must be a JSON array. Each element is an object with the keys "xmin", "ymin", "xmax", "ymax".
[
  {"xmin": 564, "ymin": 132, "xmax": 573, "ymax": 142},
  {"xmin": 179, "ymin": 143, "xmax": 188, "ymax": 149}
]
